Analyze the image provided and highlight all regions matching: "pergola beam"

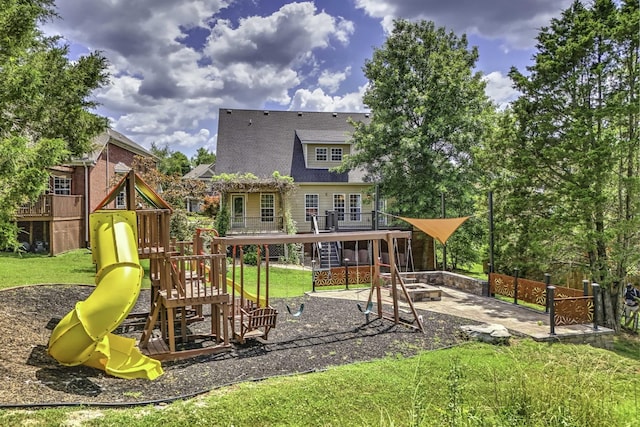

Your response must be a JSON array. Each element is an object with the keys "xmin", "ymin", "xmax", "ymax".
[{"xmin": 211, "ymin": 230, "xmax": 411, "ymax": 246}]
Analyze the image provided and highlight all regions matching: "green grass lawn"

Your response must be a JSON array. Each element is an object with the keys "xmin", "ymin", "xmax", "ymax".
[
  {"xmin": 0, "ymin": 250, "xmax": 151, "ymax": 289},
  {"xmin": 0, "ymin": 340, "xmax": 638, "ymax": 426},
  {"xmin": 1, "ymin": 250, "xmax": 638, "ymax": 426}
]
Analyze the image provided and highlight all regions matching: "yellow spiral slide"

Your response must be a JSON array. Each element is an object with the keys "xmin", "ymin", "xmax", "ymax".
[{"xmin": 48, "ymin": 211, "xmax": 163, "ymax": 380}]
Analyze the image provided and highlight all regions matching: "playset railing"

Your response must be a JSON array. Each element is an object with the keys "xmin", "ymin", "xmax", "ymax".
[
  {"xmin": 136, "ymin": 209, "xmax": 171, "ymax": 256},
  {"xmin": 162, "ymin": 253, "xmax": 227, "ymax": 304}
]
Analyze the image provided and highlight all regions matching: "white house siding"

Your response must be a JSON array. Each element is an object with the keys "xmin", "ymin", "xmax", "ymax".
[
  {"xmin": 291, "ymin": 183, "xmax": 374, "ymax": 231},
  {"xmin": 305, "ymin": 143, "xmax": 351, "ymax": 169}
]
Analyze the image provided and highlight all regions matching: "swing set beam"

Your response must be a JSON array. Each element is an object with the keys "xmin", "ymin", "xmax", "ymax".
[{"xmin": 212, "ymin": 230, "xmax": 422, "ymax": 332}]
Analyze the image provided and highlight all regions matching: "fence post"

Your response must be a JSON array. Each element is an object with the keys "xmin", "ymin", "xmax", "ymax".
[
  {"xmin": 344, "ymin": 258, "xmax": 349, "ymax": 290},
  {"xmin": 548, "ymin": 285, "xmax": 556, "ymax": 335},
  {"xmin": 582, "ymin": 279, "xmax": 589, "ymax": 296},
  {"xmin": 544, "ymin": 273, "xmax": 551, "ymax": 313},
  {"xmin": 311, "ymin": 260, "xmax": 317, "ymax": 292},
  {"xmin": 513, "ymin": 268, "xmax": 519, "ymax": 305},
  {"xmin": 592, "ymin": 283, "xmax": 600, "ymax": 330}
]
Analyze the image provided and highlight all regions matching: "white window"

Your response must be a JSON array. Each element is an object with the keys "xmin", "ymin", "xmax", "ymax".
[
  {"xmin": 333, "ymin": 194, "xmax": 345, "ymax": 221},
  {"xmin": 305, "ymin": 194, "xmax": 319, "ymax": 221},
  {"xmin": 261, "ymin": 193, "xmax": 275, "ymax": 222},
  {"xmin": 331, "ymin": 147, "xmax": 343, "ymax": 162},
  {"xmin": 53, "ymin": 176, "xmax": 71, "ymax": 195},
  {"xmin": 315, "ymin": 147, "xmax": 327, "ymax": 161},
  {"xmin": 116, "ymin": 191, "xmax": 126, "ymax": 209},
  {"xmin": 349, "ymin": 194, "xmax": 362, "ymax": 221}
]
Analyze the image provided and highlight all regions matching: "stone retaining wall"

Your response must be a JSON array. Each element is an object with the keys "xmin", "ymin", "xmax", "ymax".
[
  {"xmin": 534, "ymin": 330, "xmax": 614, "ymax": 350},
  {"xmin": 383, "ymin": 271, "xmax": 486, "ymax": 296}
]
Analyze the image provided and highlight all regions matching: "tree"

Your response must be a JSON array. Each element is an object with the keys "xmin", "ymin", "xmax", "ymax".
[
  {"xmin": 479, "ymin": 0, "xmax": 639, "ymax": 329},
  {"xmin": 129, "ymin": 156, "xmax": 208, "ymax": 211},
  {"xmin": 339, "ymin": 19, "xmax": 493, "ymax": 267},
  {"xmin": 150, "ymin": 142, "xmax": 192, "ymax": 176},
  {"xmin": 191, "ymin": 147, "xmax": 216, "ymax": 167},
  {"xmin": 0, "ymin": 0, "xmax": 109, "ymax": 250}
]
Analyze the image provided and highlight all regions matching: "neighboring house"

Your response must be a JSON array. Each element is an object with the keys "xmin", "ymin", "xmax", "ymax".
[
  {"xmin": 182, "ymin": 163, "xmax": 215, "ymax": 213},
  {"xmin": 214, "ymin": 108, "xmax": 379, "ymax": 235},
  {"xmin": 16, "ymin": 129, "xmax": 156, "ymax": 255}
]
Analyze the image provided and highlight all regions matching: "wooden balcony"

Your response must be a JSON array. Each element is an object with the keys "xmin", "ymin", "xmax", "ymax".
[
  {"xmin": 17, "ymin": 194, "xmax": 83, "ymax": 220},
  {"xmin": 229, "ymin": 216, "xmax": 285, "ymax": 234}
]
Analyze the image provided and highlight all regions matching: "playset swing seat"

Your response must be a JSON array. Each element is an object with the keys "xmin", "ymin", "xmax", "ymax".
[
  {"xmin": 357, "ymin": 301, "xmax": 374, "ymax": 322},
  {"xmin": 238, "ymin": 306, "xmax": 278, "ymax": 344},
  {"xmin": 286, "ymin": 303, "xmax": 305, "ymax": 317}
]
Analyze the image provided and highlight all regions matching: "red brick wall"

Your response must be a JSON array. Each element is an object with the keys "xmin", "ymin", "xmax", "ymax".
[{"xmin": 88, "ymin": 143, "xmax": 139, "ymax": 211}]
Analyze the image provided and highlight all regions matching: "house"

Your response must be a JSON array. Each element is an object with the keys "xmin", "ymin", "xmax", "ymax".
[
  {"xmin": 182, "ymin": 163, "xmax": 215, "ymax": 213},
  {"xmin": 16, "ymin": 129, "xmax": 156, "ymax": 255},
  {"xmin": 214, "ymin": 109, "xmax": 381, "ymax": 235}
]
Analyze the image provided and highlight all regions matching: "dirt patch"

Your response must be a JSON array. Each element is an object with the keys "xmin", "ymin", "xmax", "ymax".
[{"xmin": 0, "ymin": 285, "xmax": 476, "ymax": 407}]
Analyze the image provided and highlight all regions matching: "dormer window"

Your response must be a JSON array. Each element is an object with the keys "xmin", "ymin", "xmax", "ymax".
[
  {"xmin": 315, "ymin": 147, "xmax": 328, "ymax": 161},
  {"xmin": 331, "ymin": 148, "xmax": 343, "ymax": 162}
]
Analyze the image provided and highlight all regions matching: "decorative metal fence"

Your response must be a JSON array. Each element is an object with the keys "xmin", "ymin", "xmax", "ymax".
[
  {"xmin": 312, "ymin": 266, "xmax": 372, "ymax": 290},
  {"xmin": 489, "ymin": 272, "xmax": 598, "ymax": 332}
]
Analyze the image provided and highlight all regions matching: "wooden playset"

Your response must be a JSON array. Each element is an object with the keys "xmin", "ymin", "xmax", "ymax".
[{"xmin": 91, "ymin": 170, "xmax": 424, "ymax": 363}]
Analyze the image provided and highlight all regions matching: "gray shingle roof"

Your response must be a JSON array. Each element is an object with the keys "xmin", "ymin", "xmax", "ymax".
[
  {"xmin": 215, "ymin": 109, "xmax": 371, "ymax": 183},
  {"xmin": 68, "ymin": 129, "xmax": 155, "ymax": 165},
  {"xmin": 295, "ymin": 129, "xmax": 350, "ymax": 144},
  {"xmin": 183, "ymin": 163, "xmax": 215, "ymax": 180}
]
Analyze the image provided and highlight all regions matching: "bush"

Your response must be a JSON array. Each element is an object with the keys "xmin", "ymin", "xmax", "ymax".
[
  {"xmin": 242, "ymin": 245, "xmax": 258, "ymax": 265},
  {"xmin": 215, "ymin": 203, "xmax": 229, "ymax": 237},
  {"xmin": 170, "ymin": 209, "xmax": 196, "ymax": 241},
  {"xmin": 202, "ymin": 194, "xmax": 220, "ymax": 217}
]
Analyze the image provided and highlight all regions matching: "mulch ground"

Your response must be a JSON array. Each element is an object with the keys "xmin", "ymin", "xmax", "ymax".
[{"xmin": 0, "ymin": 285, "xmax": 477, "ymax": 407}]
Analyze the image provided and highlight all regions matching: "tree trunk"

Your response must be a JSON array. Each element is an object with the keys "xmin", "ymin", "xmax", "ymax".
[{"xmin": 602, "ymin": 288, "xmax": 620, "ymax": 332}]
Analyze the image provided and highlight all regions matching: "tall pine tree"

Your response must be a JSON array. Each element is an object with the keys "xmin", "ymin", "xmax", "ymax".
[{"xmin": 481, "ymin": 0, "xmax": 640, "ymax": 329}]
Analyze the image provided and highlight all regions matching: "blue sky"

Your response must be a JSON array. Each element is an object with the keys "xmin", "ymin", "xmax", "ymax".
[{"xmin": 44, "ymin": 0, "xmax": 573, "ymax": 159}]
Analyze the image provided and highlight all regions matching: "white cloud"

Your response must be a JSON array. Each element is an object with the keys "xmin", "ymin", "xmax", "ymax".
[
  {"xmin": 353, "ymin": 0, "xmax": 572, "ymax": 49},
  {"xmin": 483, "ymin": 71, "xmax": 519, "ymax": 109},
  {"xmin": 152, "ymin": 129, "xmax": 217, "ymax": 154},
  {"xmin": 204, "ymin": 3, "xmax": 354, "ymax": 67},
  {"xmin": 290, "ymin": 85, "xmax": 368, "ymax": 112},
  {"xmin": 318, "ymin": 67, "xmax": 351, "ymax": 94},
  {"xmin": 42, "ymin": 1, "xmax": 357, "ymax": 156}
]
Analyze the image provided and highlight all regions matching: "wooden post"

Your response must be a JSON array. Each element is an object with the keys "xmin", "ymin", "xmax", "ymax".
[
  {"xmin": 387, "ymin": 232, "xmax": 399, "ymax": 324},
  {"xmin": 265, "ymin": 245, "xmax": 270, "ymax": 307},
  {"xmin": 372, "ymin": 238, "xmax": 382, "ymax": 319},
  {"xmin": 126, "ymin": 169, "xmax": 136, "ymax": 209}
]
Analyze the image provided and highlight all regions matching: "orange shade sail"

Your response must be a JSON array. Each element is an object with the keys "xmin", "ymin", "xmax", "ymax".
[{"xmin": 399, "ymin": 216, "xmax": 470, "ymax": 244}]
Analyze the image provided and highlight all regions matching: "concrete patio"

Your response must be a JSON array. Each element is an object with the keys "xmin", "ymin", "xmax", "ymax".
[{"xmin": 310, "ymin": 284, "xmax": 615, "ymax": 348}]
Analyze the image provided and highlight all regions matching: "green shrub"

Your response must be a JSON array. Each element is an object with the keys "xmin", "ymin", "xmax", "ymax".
[{"xmin": 169, "ymin": 208, "xmax": 195, "ymax": 241}]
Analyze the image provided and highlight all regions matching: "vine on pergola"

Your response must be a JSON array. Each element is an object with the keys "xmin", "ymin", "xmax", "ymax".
[{"xmin": 210, "ymin": 171, "xmax": 296, "ymax": 195}]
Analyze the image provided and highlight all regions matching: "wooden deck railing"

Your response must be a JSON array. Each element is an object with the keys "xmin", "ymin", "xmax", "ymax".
[
  {"xmin": 17, "ymin": 194, "xmax": 83, "ymax": 219},
  {"xmin": 229, "ymin": 216, "xmax": 285, "ymax": 233}
]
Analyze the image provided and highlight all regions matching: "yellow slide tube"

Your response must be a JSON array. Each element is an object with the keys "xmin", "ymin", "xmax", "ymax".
[{"xmin": 48, "ymin": 211, "xmax": 163, "ymax": 380}]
